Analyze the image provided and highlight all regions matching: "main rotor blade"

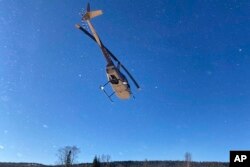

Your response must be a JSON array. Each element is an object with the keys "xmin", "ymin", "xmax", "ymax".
[
  {"xmin": 76, "ymin": 24, "xmax": 119, "ymax": 61},
  {"xmin": 75, "ymin": 24, "xmax": 96, "ymax": 42},
  {"xmin": 76, "ymin": 24, "xmax": 140, "ymax": 89},
  {"xmin": 120, "ymin": 63, "xmax": 140, "ymax": 89},
  {"xmin": 106, "ymin": 49, "xmax": 140, "ymax": 89}
]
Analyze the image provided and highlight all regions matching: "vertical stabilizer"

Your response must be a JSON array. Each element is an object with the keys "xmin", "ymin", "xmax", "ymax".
[
  {"xmin": 83, "ymin": 3, "xmax": 103, "ymax": 21},
  {"xmin": 87, "ymin": 3, "xmax": 90, "ymax": 12}
]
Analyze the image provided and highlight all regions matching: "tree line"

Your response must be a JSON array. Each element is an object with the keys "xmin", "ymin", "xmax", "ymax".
[
  {"xmin": 0, "ymin": 146, "xmax": 229, "ymax": 167},
  {"xmin": 54, "ymin": 146, "xmax": 228, "ymax": 167}
]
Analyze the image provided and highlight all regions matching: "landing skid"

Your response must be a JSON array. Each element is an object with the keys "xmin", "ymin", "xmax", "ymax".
[{"xmin": 100, "ymin": 81, "xmax": 115, "ymax": 102}]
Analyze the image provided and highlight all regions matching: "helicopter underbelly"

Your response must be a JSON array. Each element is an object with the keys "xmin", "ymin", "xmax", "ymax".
[
  {"xmin": 112, "ymin": 82, "xmax": 130, "ymax": 99},
  {"xmin": 106, "ymin": 67, "xmax": 131, "ymax": 99}
]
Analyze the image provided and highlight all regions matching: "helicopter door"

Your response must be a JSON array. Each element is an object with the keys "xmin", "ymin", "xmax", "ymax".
[{"xmin": 109, "ymin": 75, "xmax": 119, "ymax": 84}]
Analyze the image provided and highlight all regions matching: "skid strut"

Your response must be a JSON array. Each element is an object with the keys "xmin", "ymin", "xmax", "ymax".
[{"xmin": 100, "ymin": 81, "xmax": 115, "ymax": 102}]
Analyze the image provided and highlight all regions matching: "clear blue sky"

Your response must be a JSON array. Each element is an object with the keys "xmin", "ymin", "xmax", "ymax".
[{"xmin": 0, "ymin": 0, "xmax": 249, "ymax": 164}]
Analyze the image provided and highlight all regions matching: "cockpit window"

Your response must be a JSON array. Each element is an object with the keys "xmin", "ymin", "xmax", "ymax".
[{"xmin": 109, "ymin": 75, "xmax": 119, "ymax": 84}]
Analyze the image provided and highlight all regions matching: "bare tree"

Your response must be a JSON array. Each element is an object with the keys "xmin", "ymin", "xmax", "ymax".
[
  {"xmin": 56, "ymin": 146, "xmax": 80, "ymax": 167},
  {"xmin": 185, "ymin": 152, "xmax": 192, "ymax": 167},
  {"xmin": 101, "ymin": 154, "xmax": 111, "ymax": 167}
]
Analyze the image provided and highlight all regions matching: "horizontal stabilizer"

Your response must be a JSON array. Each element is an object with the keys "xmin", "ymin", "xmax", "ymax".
[{"xmin": 83, "ymin": 10, "xmax": 103, "ymax": 20}]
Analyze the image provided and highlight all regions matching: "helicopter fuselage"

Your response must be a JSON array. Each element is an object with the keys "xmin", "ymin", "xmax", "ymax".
[{"xmin": 106, "ymin": 64, "xmax": 131, "ymax": 99}]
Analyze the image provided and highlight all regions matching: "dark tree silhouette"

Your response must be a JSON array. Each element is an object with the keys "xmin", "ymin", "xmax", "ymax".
[
  {"xmin": 66, "ymin": 150, "xmax": 71, "ymax": 167},
  {"xmin": 92, "ymin": 155, "xmax": 101, "ymax": 167}
]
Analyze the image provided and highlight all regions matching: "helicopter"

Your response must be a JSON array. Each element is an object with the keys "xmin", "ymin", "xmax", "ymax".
[{"xmin": 75, "ymin": 3, "xmax": 140, "ymax": 101}]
